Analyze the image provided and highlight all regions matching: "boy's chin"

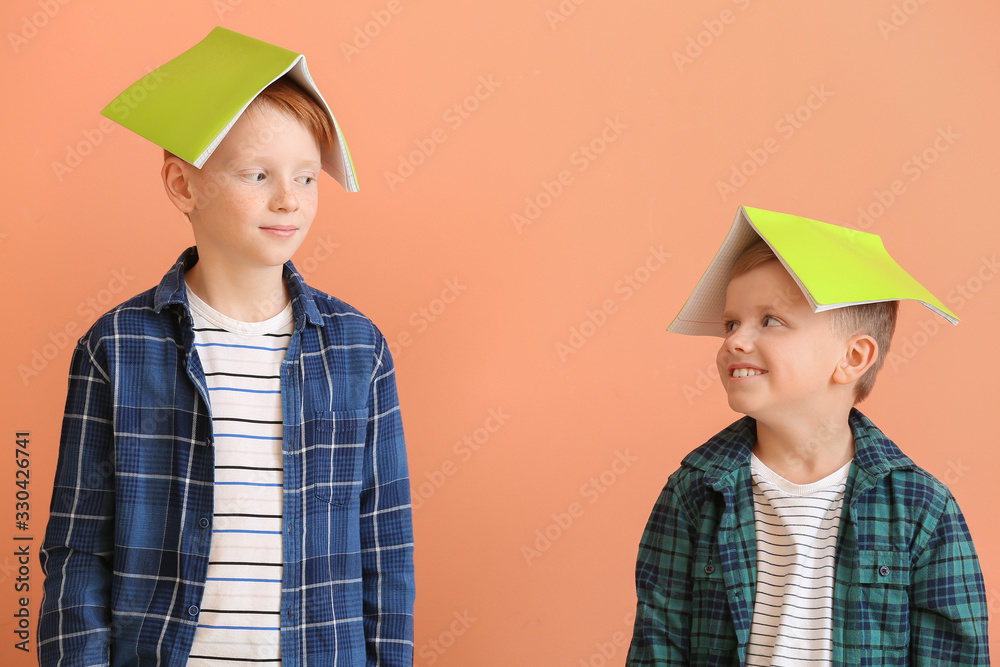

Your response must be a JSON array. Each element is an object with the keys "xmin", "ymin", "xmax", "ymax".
[
  {"xmin": 724, "ymin": 393, "xmax": 755, "ymax": 417},
  {"xmin": 725, "ymin": 397, "xmax": 777, "ymax": 424}
]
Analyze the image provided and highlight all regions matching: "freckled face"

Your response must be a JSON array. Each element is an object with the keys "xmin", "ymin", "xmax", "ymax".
[{"xmin": 185, "ymin": 105, "xmax": 322, "ymax": 272}]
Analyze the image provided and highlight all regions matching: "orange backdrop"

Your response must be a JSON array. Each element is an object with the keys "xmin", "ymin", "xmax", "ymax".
[{"xmin": 2, "ymin": 1, "xmax": 999, "ymax": 663}]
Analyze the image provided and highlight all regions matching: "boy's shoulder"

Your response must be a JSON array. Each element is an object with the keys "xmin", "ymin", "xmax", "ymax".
[
  {"xmin": 679, "ymin": 416, "xmax": 756, "ymax": 474},
  {"xmin": 297, "ymin": 278, "xmax": 378, "ymax": 328},
  {"xmin": 77, "ymin": 283, "xmax": 166, "ymax": 350},
  {"xmin": 663, "ymin": 417, "xmax": 755, "ymax": 497},
  {"xmin": 848, "ymin": 409, "xmax": 962, "ymax": 518},
  {"xmin": 290, "ymin": 268, "xmax": 388, "ymax": 350},
  {"xmin": 656, "ymin": 417, "xmax": 756, "ymax": 512},
  {"xmin": 77, "ymin": 248, "xmax": 194, "ymax": 349}
]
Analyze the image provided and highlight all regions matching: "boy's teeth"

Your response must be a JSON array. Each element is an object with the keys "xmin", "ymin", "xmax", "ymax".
[{"xmin": 732, "ymin": 368, "xmax": 763, "ymax": 378}]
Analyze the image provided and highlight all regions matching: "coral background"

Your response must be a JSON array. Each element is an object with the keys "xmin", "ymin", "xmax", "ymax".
[{"xmin": 2, "ymin": 0, "xmax": 998, "ymax": 663}]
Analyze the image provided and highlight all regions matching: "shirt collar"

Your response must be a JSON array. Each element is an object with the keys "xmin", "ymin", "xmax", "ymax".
[
  {"xmin": 847, "ymin": 408, "xmax": 916, "ymax": 475},
  {"xmin": 152, "ymin": 246, "xmax": 324, "ymax": 329},
  {"xmin": 685, "ymin": 408, "xmax": 916, "ymax": 489}
]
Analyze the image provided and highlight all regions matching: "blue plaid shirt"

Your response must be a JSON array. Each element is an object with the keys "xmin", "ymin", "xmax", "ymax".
[
  {"xmin": 39, "ymin": 248, "xmax": 415, "ymax": 666},
  {"xmin": 628, "ymin": 409, "xmax": 989, "ymax": 666}
]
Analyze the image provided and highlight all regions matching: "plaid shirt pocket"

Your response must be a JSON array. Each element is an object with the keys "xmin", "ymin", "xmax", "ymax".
[
  {"xmin": 306, "ymin": 410, "xmax": 368, "ymax": 506},
  {"xmin": 854, "ymin": 549, "xmax": 912, "ymax": 652},
  {"xmin": 690, "ymin": 548, "xmax": 740, "ymax": 664}
]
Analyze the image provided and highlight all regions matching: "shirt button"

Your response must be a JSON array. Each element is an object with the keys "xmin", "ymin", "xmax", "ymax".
[
  {"xmin": 879, "ymin": 565, "xmax": 890, "ymax": 577},
  {"xmin": 199, "ymin": 517, "xmax": 210, "ymax": 528},
  {"xmin": 704, "ymin": 563, "xmax": 715, "ymax": 575},
  {"xmin": 188, "ymin": 605, "xmax": 199, "ymax": 616}
]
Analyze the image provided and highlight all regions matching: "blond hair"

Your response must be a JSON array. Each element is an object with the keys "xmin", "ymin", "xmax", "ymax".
[{"xmin": 730, "ymin": 240, "xmax": 897, "ymax": 403}]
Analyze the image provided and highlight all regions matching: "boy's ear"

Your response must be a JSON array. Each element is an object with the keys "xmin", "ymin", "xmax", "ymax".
[
  {"xmin": 832, "ymin": 334, "xmax": 878, "ymax": 386},
  {"xmin": 162, "ymin": 156, "xmax": 197, "ymax": 215}
]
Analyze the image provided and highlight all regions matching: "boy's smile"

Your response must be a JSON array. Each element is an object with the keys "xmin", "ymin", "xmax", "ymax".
[
  {"xmin": 716, "ymin": 260, "xmax": 847, "ymax": 422},
  {"xmin": 729, "ymin": 364, "xmax": 766, "ymax": 379}
]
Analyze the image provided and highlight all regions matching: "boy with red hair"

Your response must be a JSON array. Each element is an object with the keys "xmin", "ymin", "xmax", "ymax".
[{"xmin": 39, "ymin": 28, "xmax": 414, "ymax": 666}]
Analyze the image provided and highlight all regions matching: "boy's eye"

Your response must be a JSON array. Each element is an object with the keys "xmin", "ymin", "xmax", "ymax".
[
  {"xmin": 245, "ymin": 172, "xmax": 265, "ymax": 182},
  {"xmin": 763, "ymin": 315, "xmax": 781, "ymax": 327},
  {"xmin": 723, "ymin": 320, "xmax": 738, "ymax": 332},
  {"xmin": 297, "ymin": 175, "xmax": 315, "ymax": 185}
]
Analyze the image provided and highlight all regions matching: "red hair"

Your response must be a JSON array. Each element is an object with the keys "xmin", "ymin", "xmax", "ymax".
[
  {"xmin": 163, "ymin": 76, "xmax": 335, "ymax": 161},
  {"xmin": 248, "ymin": 77, "xmax": 335, "ymax": 154}
]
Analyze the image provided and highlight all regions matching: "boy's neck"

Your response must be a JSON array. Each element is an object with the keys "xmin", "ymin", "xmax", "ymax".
[
  {"xmin": 184, "ymin": 257, "xmax": 290, "ymax": 323},
  {"xmin": 752, "ymin": 410, "xmax": 855, "ymax": 485}
]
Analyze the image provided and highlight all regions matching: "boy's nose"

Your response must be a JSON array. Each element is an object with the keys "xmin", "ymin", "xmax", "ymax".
[
  {"xmin": 724, "ymin": 326, "xmax": 754, "ymax": 353},
  {"xmin": 271, "ymin": 184, "xmax": 299, "ymax": 212}
]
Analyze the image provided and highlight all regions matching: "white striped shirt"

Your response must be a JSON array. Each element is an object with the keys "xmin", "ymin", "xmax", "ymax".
[
  {"xmin": 745, "ymin": 453, "xmax": 851, "ymax": 666},
  {"xmin": 185, "ymin": 286, "xmax": 293, "ymax": 665}
]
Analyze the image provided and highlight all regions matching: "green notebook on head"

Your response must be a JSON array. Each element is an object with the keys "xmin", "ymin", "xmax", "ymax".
[
  {"xmin": 101, "ymin": 26, "xmax": 359, "ymax": 192},
  {"xmin": 668, "ymin": 206, "xmax": 958, "ymax": 337}
]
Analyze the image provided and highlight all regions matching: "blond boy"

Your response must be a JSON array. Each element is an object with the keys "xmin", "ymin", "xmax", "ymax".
[{"xmin": 628, "ymin": 217, "xmax": 989, "ymax": 665}]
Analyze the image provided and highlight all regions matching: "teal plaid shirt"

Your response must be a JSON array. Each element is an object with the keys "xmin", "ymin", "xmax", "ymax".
[{"xmin": 628, "ymin": 409, "xmax": 989, "ymax": 665}]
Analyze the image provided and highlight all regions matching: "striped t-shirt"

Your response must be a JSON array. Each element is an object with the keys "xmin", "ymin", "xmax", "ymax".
[
  {"xmin": 745, "ymin": 453, "xmax": 852, "ymax": 666},
  {"xmin": 185, "ymin": 286, "xmax": 293, "ymax": 665}
]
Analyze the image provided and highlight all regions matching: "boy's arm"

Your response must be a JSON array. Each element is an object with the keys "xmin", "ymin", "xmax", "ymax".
[
  {"xmin": 38, "ymin": 341, "xmax": 116, "ymax": 667},
  {"xmin": 360, "ymin": 335, "xmax": 415, "ymax": 667},
  {"xmin": 909, "ymin": 493, "xmax": 990, "ymax": 665},
  {"xmin": 627, "ymin": 474, "xmax": 694, "ymax": 665}
]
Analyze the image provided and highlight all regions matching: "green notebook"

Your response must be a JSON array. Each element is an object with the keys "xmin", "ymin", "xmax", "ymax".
[
  {"xmin": 101, "ymin": 26, "xmax": 359, "ymax": 192},
  {"xmin": 668, "ymin": 206, "xmax": 958, "ymax": 337}
]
